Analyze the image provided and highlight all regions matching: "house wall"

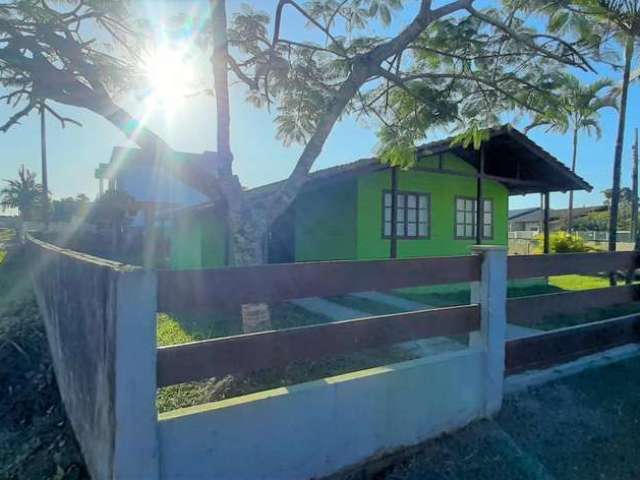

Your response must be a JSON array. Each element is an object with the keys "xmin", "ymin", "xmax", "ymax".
[
  {"xmin": 356, "ymin": 153, "xmax": 509, "ymax": 260},
  {"xmin": 294, "ymin": 179, "xmax": 358, "ymax": 261},
  {"xmin": 169, "ymin": 211, "xmax": 226, "ymax": 270}
]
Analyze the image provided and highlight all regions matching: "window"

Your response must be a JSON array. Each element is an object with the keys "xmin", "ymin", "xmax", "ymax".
[
  {"xmin": 383, "ymin": 191, "xmax": 430, "ymax": 239},
  {"xmin": 455, "ymin": 197, "xmax": 493, "ymax": 240}
]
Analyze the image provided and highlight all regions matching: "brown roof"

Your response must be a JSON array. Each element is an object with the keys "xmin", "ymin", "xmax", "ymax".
[{"xmin": 247, "ymin": 124, "xmax": 592, "ymax": 198}]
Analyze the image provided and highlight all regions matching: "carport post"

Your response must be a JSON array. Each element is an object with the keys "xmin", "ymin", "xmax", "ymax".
[
  {"xmin": 543, "ymin": 191, "xmax": 550, "ymax": 254},
  {"xmin": 469, "ymin": 245, "xmax": 507, "ymax": 416}
]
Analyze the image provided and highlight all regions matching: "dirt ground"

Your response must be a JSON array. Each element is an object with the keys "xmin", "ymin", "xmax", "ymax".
[{"xmin": 372, "ymin": 354, "xmax": 640, "ymax": 480}]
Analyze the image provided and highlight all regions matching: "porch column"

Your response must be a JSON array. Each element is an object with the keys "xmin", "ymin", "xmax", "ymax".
[
  {"xmin": 475, "ymin": 146, "xmax": 485, "ymax": 245},
  {"xmin": 543, "ymin": 191, "xmax": 550, "ymax": 254},
  {"xmin": 390, "ymin": 166, "xmax": 398, "ymax": 259}
]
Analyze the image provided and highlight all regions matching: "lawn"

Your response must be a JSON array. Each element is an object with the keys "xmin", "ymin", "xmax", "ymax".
[{"xmin": 156, "ymin": 306, "xmax": 418, "ymax": 413}]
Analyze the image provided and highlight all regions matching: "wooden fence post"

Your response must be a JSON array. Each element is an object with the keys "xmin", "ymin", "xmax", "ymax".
[{"xmin": 469, "ymin": 245, "xmax": 507, "ymax": 416}]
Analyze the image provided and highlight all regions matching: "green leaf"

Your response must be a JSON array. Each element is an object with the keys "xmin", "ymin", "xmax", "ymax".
[{"xmin": 548, "ymin": 11, "xmax": 569, "ymax": 32}]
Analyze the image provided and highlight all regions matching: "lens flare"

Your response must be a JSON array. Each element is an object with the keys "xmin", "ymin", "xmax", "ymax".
[{"xmin": 143, "ymin": 45, "xmax": 195, "ymax": 114}]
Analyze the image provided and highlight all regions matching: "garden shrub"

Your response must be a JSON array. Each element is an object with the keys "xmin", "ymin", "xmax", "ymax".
[{"xmin": 535, "ymin": 231, "xmax": 594, "ymax": 253}]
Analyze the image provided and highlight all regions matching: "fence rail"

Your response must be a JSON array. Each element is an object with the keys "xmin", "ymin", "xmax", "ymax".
[
  {"xmin": 157, "ymin": 305, "xmax": 480, "ymax": 387},
  {"xmin": 507, "ymin": 251, "xmax": 638, "ymax": 279},
  {"xmin": 506, "ymin": 313, "xmax": 640, "ymax": 374},
  {"xmin": 507, "ymin": 285, "xmax": 640, "ymax": 326},
  {"xmin": 157, "ymin": 255, "xmax": 480, "ymax": 312}
]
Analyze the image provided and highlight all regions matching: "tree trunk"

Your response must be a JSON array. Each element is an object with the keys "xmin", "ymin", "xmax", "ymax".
[
  {"xmin": 608, "ymin": 36, "xmax": 633, "ymax": 285},
  {"xmin": 210, "ymin": 0, "xmax": 232, "ymax": 170},
  {"xmin": 633, "ymin": 129, "xmax": 639, "ymax": 249},
  {"xmin": 40, "ymin": 103, "xmax": 49, "ymax": 230},
  {"xmin": 567, "ymin": 128, "xmax": 578, "ymax": 233},
  {"xmin": 627, "ymin": 129, "xmax": 638, "ymax": 284}
]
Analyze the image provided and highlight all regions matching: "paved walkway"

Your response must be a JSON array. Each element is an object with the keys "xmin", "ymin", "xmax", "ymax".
[
  {"xmin": 350, "ymin": 291, "xmax": 431, "ymax": 311},
  {"xmin": 291, "ymin": 294, "xmax": 541, "ymax": 342},
  {"xmin": 362, "ymin": 353, "xmax": 640, "ymax": 480},
  {"xmin": 351, "ymin": 291, "xmax": 542, "ymax": 340},
  {"xmin": 289, "ymin": 297, "xmax": 369, "ymax": 321}
]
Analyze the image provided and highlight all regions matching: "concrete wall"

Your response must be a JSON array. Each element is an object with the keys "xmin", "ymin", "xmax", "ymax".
[
  {"xmin": 157, "ymin": 247, "xmax": 507, "ymax": 480},
  {"xmin": 29, "ymin": 237, "xmax": 158, "ymax": 480},
  {"xmin": 158, "ymin": 350, "xmax": 486, "ymax": 480},
  {"xmin": 31, "ymin": 233, "xmax": 508, "ymax": 480}
]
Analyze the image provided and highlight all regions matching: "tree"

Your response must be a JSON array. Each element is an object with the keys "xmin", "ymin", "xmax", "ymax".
[
  {"xmin": 213, "ymin": 0, "xmax": 592, "ymax": 265},
  {"xmin": 526, "ymin": 75, "xmax": 616, "ymax": 231},
  {"xmin": 0, "ymin": 166, "xmax": 43, "ymax": 239},
  {"xmin": 0, "ymin": 1, "xmax": 593, "ymax": 268},
  {"xmin": 0, "ymin": 0, "xmax": 226, "ymax": 202}
]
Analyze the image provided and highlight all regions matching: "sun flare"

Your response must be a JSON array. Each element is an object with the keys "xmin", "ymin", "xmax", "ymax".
[{"xmin": 144, "ymin": 45, "xmax": 194, "ymax": 113}]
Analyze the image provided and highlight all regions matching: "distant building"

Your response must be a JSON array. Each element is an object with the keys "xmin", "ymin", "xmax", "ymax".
[{"xmin": 508, "ymin": 205, "xmax": 605, "ymax": 232}]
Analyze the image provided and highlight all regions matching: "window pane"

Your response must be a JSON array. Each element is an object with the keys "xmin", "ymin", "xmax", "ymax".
[
  {"xmin": 397, "ymin": 195, "xmax": 405, "ymax": 207},
  {"xmin": 419, "ymin": 195, "xmax": 428, "ymax": 208},
  {"xmin": 484, "ymin": 212, "xmax": 491, "ymax": 223},
  {"xmin": 407, "ymin": 223, "xmax": 417, "ymax": 236},
  {"xmin": 384, "ymin": 207, "xmax": 392, "ymax": 222},
  {"xmin": 396, "ymin": 222, "xmax": 405, "ymax": 235},
  {"xmin": 397, "ymin": 207, "xmax": 405, "ymax": 221},
  {"xmin": 483, "ymin": 225, "xmax": 491, "ymax": 238},
  {"xmin": 457, "ymin": 198, "xmax": 465, "ymax": 210},
  {"xmin": 484, "ymin": 199, "xmax": 492, "ymax": 211},
  {"xmin": 407, "ymin": 209, "xmax": 417, "ymax": 222},
  {"xmin": 407, "ymin": 195, "xmax": 416, "ymax": 208},
  {"xmin": 384, "ymin": 222, "xmax": 391, "ymax": 236},
  {"xmin": 419, "ymin": 209, "xmax": 427, "ymax": 222},
  {"xmin": 465, "ymin": 212, "xmax": 474, "ymax": 224},
  {"xmin": 466, "ymin": 199, "xmax": 474, "ymax": 211},
  {"xmin": 465, "ymin": 225, "xmax": 473, "ymax": 238},
  {"xmin": 418, "ymin": 223, "xmax": 427, "ymax": 236},
  {"xmin": 457, "ymin": 212, "xmax": 465, "ymax": 223},
  {"xmin": 384, "ymin": 192, "xmax": 392, "ymax": 206},
  {"xmin": 456, "ymin": 225, "xmax": 465, "ymax": 237}
]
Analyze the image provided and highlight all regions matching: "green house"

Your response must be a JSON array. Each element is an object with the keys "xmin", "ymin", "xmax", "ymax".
[{"xmin": 161, "ymin": 126, "xmax": 591, "ymax": 269}]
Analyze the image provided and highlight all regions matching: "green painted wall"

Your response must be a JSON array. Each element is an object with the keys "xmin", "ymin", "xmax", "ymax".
[
  {"xmin": 169, "ymin": 216, "xmax": 202, "ymax": 269},
  {"xmin": 169, "ymin": 210, "xmax": 226, "ymax": 269},
  {"xmin": 168, "ymin": 152, "xmax": 509, "ymax": 268},
  {"xmin": 356, "ymin": 153, "xmax": 508, "ymax": 259},
  {"xmin": 294, "ymin": 179, "xmax": 357, "ymax": 261}
]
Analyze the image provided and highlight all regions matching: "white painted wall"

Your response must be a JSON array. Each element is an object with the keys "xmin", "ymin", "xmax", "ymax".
[{"xmin": 158, "ymin": 350, "xmax": 487, "ymax": 480}]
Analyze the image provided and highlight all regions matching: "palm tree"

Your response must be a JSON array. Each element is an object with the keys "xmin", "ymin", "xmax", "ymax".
[
  {"xmin": 0, "ymin": 166, "xmax": 43, "ymax": 240},
  {"xmin": 528, "ymin": 75, "xmax": 616, "ymax": 231}
]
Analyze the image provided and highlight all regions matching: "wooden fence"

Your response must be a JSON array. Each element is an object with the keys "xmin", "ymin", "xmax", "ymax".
[
  {"xmin": 505, "ymin": 251, "xmax": 640, "ymax": 374},
  {"xmin": 157, "ymin": 250, "xmax": 640, "ymax": 387},
  {"xmin": 156, "ymin": 255, "xmax": 481, "ymax": 387}
]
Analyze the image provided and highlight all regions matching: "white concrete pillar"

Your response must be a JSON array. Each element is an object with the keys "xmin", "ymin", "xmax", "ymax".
[
  {"xmin": 113, "ymin": 268, "xmax": 159, "ymax": 479},
  {"xmin": 469, "ymin": 245, "xmax": 507, "ymax": 416}
]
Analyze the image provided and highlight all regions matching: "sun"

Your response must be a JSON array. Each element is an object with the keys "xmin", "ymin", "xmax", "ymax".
[{"xmin": 144, "ymin": 45, "xmax": 195, "ymax": 113}]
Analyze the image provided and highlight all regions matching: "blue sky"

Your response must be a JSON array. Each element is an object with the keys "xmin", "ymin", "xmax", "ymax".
[{"xmin": 0, "ymin": 0, "xmax": 637, "ymax": 212}]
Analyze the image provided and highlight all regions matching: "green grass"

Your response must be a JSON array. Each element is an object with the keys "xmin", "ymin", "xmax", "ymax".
[
  {"xmin": 156, "ymin": 303, "xmax": 418, "ymax": 413},
  {"xmin": 549, "ymin": 274, "xmax": 611, "ymax": 290}
]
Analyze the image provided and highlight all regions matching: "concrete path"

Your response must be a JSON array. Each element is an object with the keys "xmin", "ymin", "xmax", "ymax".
[
  {"xmin": 351, "ymin": 291, "xmax": 542, "ymax": 340},
  {"xmin": 290, "ymin": 296, "xmax": 465, "ymax": 357},
  {"xmin": 506, "ymin": 324, "xmax": 542, "ymax": 340},
  {"xmin": 350, "ymin": 291, "xmax": 432, "ymax": 311},
  {"xmin": 289, "ymin": 297, "xmax": 369, "ymax": 321}
]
